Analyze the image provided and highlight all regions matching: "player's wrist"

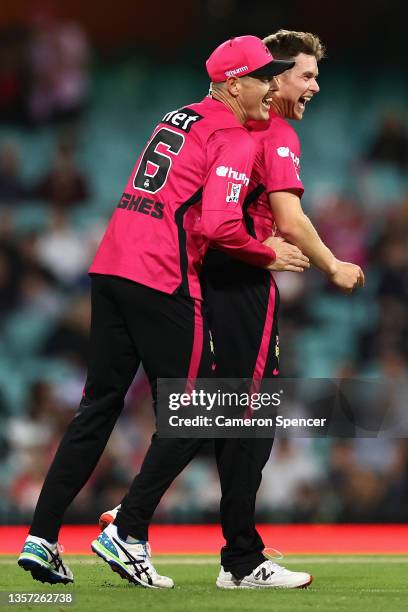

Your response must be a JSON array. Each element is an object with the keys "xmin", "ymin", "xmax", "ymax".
[
  {"xmin": 326, "ymin": 257, "xmax": 339, "ymax": 277},
  {"xmin": 267, "ymin": 247, "xmax": 276, "ymax": 263}
]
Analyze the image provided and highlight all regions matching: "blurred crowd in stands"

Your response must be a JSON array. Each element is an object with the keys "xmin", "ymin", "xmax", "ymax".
[
  {"xmin": 1, "ymin": 12, "xmax": 408, "ymax": 526},
  {"xmin": 0, "ymin": 5, "xmax": 89, "ymax": 126}
]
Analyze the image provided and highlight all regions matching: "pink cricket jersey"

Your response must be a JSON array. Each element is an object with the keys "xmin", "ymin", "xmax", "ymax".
[
  {"xmin": 245, "ymin": 111, "xmax": 304, "ymax": 241},
  {"xmin": 90, "ymin": 96, "xmax": 274, "ymax": 299}
]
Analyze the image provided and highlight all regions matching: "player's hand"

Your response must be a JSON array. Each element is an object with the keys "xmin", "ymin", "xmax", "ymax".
[
  {"xmin": 263, "ymin": 236, "xmax": 310, "ymax": 272},
  {"xmin": 329, "ymin": 259, "xmax": 365, "ymax": 293}
]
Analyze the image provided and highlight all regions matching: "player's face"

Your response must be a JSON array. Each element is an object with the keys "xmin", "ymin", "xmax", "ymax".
[
  {"xmin": 272, "ymin": 53, "xmax": 319, "ymax": 120},
  {"xmin": 237, "ymin": 75, "xmax": 279, "ymax": 121}
]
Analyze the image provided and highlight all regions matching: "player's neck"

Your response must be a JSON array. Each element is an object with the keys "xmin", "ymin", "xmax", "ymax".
[
  {"xmin": 270, "ymin": 98, "xmax": 285, "ymax": 118},
  {"xmin": 209, "ymin": 91, "xmax": 246, "ymax": 124}
]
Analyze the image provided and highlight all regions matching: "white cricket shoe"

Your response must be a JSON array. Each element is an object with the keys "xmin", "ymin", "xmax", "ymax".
[
  {"xmin": 18, "ymin": 536, "xmax": 74, "ymax": 585},
  {"xmin": 216, "ymin": 559, "xmax": 313, "ymax": 589},
  {"xmin": 99, "ymin": 504, "xmax": 120, "ymax": 530},
  {"xmin": 91, "ymin": 523, "xmax": 174, "ymax": 589}
]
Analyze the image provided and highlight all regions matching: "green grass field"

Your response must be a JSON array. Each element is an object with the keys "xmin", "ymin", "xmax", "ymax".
[{"xmin": 1, "ymin": 555, "xmax": 407, "ymax": 611}]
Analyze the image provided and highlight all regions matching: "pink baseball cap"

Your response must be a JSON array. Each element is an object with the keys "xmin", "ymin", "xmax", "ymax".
[{"xmin": 206, "ymin": 35, "xmax": 294, "ymax": 83}]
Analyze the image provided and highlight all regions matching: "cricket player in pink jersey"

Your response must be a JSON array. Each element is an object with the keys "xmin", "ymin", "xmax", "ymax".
[
  {"xmin": 202, "ymin": 30, "xmax": 364, "ymax": 589},
  {"xmin": 18, "ymin": 36, "xmax": 308, "ymax": 589},
  {"xmin": 247, "ymin": 30, "xmax": 365, "ymax": 290}
]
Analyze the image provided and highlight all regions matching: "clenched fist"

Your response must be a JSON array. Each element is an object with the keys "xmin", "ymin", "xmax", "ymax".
[{"xmin": 329, "ymin": 259, "xmax": 365, "ymax": 293}]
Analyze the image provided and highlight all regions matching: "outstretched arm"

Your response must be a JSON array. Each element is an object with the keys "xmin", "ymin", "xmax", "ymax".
[{"xmin": 269, "ymin": 190, "xmax": 365, "ymax": 292}]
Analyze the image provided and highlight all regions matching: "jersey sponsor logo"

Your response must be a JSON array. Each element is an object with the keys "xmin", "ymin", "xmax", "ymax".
[
  {"xmin": 290, "ymin": 151, "xmax": 301, "ymax": 180},
  {"xmin": 161, "ymin": 107, "xmax": 203, "ymax": 133},
  {"xmin": 216, "ymin": 165, "xmax": 229, "ymax": 177},
  {"xmin": 226, "ymin": 182, "xmax": 242, "ymax": 203},
  {"xmin": 276, "ymin": 146, "xmax": 301, "ymax": 181},
  {"xmin": 277, "ymin": 146, "xmax": 290, "ymax": 157},
  {"xmin": 117, "ymin": 192, "xmax": 164, "ymax": 219},
  {"xmin": 216, "ymin": 166, "xmax": 249, "ymax": 186},
  {"xmin": 225, "ymin": 65, "xmax": 249, "ymax": 78},
  {"xmin": 290, "ymin": 151, "xmax": 300, "ymax": 167}
]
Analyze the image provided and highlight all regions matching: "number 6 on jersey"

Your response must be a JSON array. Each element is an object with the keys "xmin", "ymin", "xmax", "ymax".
[{"xmin": 133, "ymin": 128, "xmax": 185, "ymax": 194}]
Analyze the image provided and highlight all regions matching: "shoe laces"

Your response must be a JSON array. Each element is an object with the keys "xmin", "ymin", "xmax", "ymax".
[
  {"xmin": 140, "ymin": 542, "xmax": 159, "ymax": 578},
  {"xmin": 262, "ymin": 559, "xmax": 290, "ymax": 575},
  {"xmin": 144, "ymin": 542, "xmax": 152, "ymax": 558},
  {"xmin": 42, "ymin": 542, "xmax": 65, "ymax": 573}
]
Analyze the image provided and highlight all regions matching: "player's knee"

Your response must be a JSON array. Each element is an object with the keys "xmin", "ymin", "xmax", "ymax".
[{"xmin": 79, "ymin": 384, "xmax": 128, "ymax": 412}]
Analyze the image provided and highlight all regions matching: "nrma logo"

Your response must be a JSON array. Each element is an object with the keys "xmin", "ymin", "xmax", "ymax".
[{"xmin": 216, "ymin": 166, "xmax": 249, "ymax": 186}]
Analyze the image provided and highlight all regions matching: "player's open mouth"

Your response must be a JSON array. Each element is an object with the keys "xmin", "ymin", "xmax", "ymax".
[
  {"xmin": 298, "ymin": 96, "xmax": 312, "ymax": 111},
  {"xmin": 262, "ymin": 96, "xmax": 272, "ymax": 110}
]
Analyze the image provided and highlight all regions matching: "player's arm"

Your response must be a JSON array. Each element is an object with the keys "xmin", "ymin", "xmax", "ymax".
[{"xmin": 269, "ymin": 190, "xmax": 364, "ymax": 292}]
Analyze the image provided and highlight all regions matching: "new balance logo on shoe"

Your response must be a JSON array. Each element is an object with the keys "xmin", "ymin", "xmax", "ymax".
[
  {"xmin": 216, "ymin": 560, "xmax": 312, "ymax": 589},
  {"xmin": 254, "ymin": 567, "xmax": 275, "ymax": 581}
]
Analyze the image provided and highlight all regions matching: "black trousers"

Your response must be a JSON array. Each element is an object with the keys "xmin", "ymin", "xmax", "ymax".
[
  {"xmin": 30, "ymin": 274, "xmax": 212, "ymax": 542},
  {"xmin": 30, "ymin": 265, "xmax": 278, "ymax": 579},
  {"xmin": 203, "ymin": 251, "xmax": 280, "ymax": 577}
]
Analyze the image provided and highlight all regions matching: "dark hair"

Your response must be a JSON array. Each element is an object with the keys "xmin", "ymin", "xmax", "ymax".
[{"xmin": 263, "ymin": 30, "xmax": 325, "ymax": 61}]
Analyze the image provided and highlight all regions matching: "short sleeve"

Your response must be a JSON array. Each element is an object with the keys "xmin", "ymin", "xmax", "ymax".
[{"xmin": 263, "ymin": 125, "xmax": 304, "ymax": 196}]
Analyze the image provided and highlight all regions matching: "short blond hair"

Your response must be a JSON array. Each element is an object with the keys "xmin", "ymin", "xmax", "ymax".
[{"xmin": 263, "ymin": 29, "xmax": 325, "ymax": 61}]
